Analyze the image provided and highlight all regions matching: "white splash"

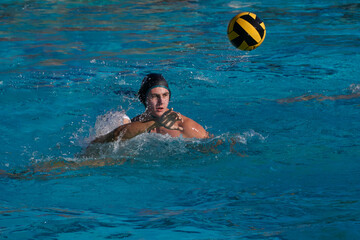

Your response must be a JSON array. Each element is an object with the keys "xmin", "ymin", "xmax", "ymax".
[
  {"xmin": 232, "ymin": 129, "xmax": 267, "ymax": 145},
  {"xmin": 349, "ymin": 84, "xmax": 360, "ymax": 94},
  {"xmin": 94, "ymin": 110, "xmax": 130, "ymax": 137}
]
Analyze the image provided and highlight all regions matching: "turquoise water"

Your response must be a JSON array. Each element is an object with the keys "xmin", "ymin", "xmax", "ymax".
[{"xmin": 1, "ymin": 0, "xmax": 360, "ymax": 239}]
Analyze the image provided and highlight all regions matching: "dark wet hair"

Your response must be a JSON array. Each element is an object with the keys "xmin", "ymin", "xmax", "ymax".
[{"xmin": 138, "ymin": 73, "xmax": 171, "ymax": 107}]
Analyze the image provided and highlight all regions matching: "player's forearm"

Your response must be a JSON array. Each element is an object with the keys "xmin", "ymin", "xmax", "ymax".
[
  {"xmin": 120, "ymin": 121, "xmax": 157, "ymax": 140},
  {"xmin": 90, "ymin": 121, "xmax": 157, "ymax": 144}
]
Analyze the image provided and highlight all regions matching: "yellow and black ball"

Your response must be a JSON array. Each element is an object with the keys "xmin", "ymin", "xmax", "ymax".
[{"xmin": 227, "ymin": 12, "xmax": 266, "ymax": 51}]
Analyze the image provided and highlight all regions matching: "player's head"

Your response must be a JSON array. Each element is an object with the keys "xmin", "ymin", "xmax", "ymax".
[{"xmin": 138, "ymin": 73, "xmax": 171, "ymax": 107}]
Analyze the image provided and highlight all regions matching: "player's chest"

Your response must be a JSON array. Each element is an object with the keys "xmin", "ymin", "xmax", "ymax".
[{"xmin": 150, "ymin": 127, "xmax": 181, "ymax": 137}]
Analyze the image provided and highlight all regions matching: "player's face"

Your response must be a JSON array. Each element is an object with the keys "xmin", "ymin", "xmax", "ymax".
[{"xmin": 146, "ymin": 87, "xmax": 170, "ymax": 118}]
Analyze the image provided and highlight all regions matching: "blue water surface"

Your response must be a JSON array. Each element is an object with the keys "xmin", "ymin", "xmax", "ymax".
[{"xmin": 1, "ymin": 0, "xmax": 360, "ymax": 239}]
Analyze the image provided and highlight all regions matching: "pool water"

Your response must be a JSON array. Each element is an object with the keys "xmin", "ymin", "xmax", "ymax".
[{"xmin": 1, "ymin": 0, "xmax": 360, "ymax": 239}]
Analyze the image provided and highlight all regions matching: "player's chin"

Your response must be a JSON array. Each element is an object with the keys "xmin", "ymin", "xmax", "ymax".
[{"xmin": 153, "ymin": 109, "xmax": 165, "ymax": 118}]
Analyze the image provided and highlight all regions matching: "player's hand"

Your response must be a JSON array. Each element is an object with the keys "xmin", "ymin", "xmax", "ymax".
[{"xmin": 157, "ymin": 108, "xmax": 183, "ymax": 131}]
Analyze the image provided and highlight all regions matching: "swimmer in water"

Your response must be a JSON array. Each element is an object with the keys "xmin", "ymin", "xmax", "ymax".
[{"xmin": 90, "ymin": 73, "xmax": 209, "ymax": 144}]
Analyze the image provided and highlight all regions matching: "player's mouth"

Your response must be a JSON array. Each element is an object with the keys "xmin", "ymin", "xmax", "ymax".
[{"xmin": 156, "ymin": 107, "xmax": 164, "ymax": 112}]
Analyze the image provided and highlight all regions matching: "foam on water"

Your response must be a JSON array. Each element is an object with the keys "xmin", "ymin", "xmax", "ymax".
[
  {"xmin": 83, "ymin": 127, "xmax": 267, "ymax": 162},
  {"xmin": 0, "ymin": 128, "xmax": 267, "ymax": 182},
  {"xmin": 348, "ymin": 83, "xmax": 360, "ymax": 94}
]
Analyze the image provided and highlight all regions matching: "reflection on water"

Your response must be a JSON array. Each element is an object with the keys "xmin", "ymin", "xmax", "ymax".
[{"xmin": 0, "ymin": 0, "xmax": 203, "ymax": 55}]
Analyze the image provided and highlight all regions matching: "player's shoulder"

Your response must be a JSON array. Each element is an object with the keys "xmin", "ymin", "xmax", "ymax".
[
  {"xmin": 180, "ymin": 114, "xmax": 201, "ymax": 128},
  {"xmin": 131, "ymin": 113, "xmax": 153, "ymax": 122},
  {"xmin": 178, "ymin": 113, "xmax": 208, "ymax": 138}
]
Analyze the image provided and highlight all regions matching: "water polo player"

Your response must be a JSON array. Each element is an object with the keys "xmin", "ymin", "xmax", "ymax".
[{"xmin": 90, "ymin": 73, "xmax": 209, "ymax": 143}]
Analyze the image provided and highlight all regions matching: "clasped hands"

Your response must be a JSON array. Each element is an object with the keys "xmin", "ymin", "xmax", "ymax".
[{"xmin": 153, "ymin": 108, "xmax": 184, "ymax": 131}]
